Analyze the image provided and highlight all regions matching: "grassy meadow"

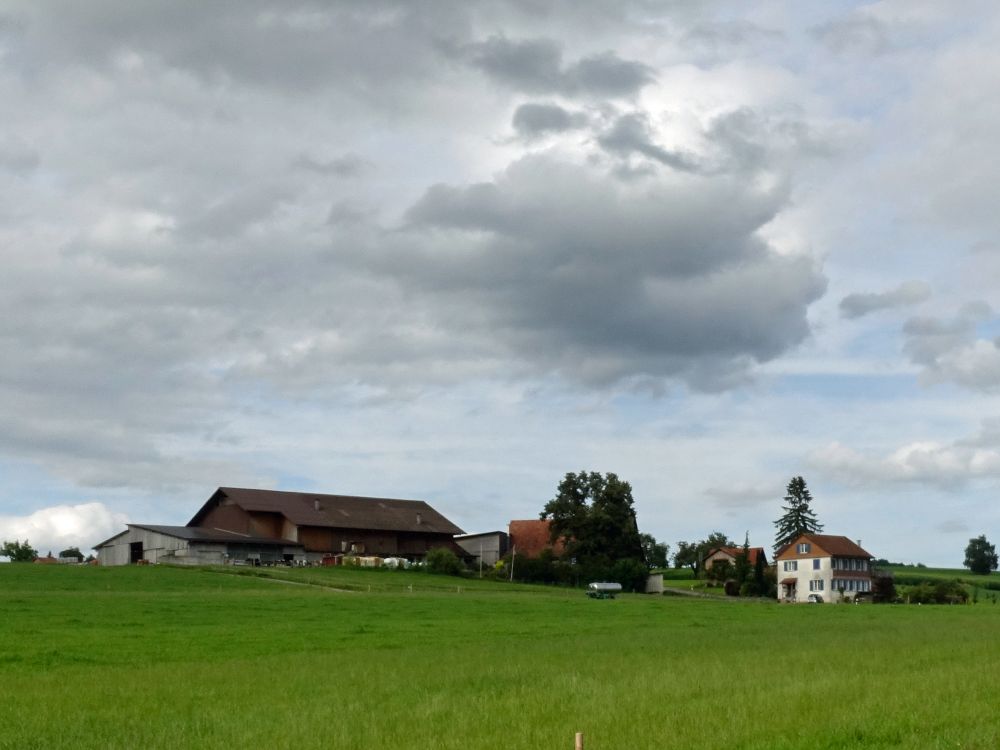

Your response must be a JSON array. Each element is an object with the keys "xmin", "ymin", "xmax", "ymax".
[{"xmin": 2, "ymin": 564, "xmax": 1000, "ymax": 750}]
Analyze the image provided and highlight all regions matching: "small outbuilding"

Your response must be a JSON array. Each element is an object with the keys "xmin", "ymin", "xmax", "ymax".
[
  {"xmin": 454, "ymin": 531, "xmax": 509, "ymax": 566},
  {"xmin": 95, "ymin": 524, "xmax": 305, "ymax": 566}
]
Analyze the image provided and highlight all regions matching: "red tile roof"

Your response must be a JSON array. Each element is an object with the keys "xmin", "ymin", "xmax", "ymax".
[
  {"xmin": 776, "ymin": 534, "xmax": 873, "ymax": 560},
  {"xmin": 508, "ymin": 519, "xmax": 565, "ymax": 558},
  {"xmin": 705, "ymin": 546, "xmax": 768, "ymax": 566}
]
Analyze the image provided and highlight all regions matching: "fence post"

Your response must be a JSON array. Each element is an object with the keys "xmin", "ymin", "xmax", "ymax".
[{"xmin": 575, "ymin": 732, "xmax": 584, "ymax": 750}]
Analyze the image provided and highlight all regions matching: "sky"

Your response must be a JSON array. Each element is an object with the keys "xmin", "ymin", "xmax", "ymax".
[{"xmin": 2, "ymin": 0, "xmax": 999, "ymax": 566}]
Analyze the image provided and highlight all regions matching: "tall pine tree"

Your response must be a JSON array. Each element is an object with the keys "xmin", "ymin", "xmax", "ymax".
[{"xmin": 773, "ymin": 476, "xmax": 823, "ymax": 550}]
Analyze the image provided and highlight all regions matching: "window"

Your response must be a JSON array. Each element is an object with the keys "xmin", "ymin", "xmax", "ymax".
[
  {"xmin": 813, "ymin": 558, "xmax": 821, "ymax": 570},
  {"xmin": 809, "ymin": 580, "xmax": 824, "ymax": 591},
  {"xmin": 783, "ymin": 561, "xmax": 798, "ymax": 572},
  {"xmin": 797, "ymin": 543, "xmax": 811, "ymax": 554}
]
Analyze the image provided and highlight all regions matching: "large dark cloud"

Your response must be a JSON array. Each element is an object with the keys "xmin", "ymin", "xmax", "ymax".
[
  {"xmin": 597, "ymin": 113, "xmax": 700, "ymax": 172},
  {"xmin": 459, "ymin": 34, "xmax": 654, "ymax": 97},
  {"xmin": 0, "ymin": 0, "xmax": 830, "ymax": 493},
  {"xmin": 511, "ymin": 102, "xmax": 588, "ymax": 138},
  {"xmin": 396, "ymin": 154, "xmax": 825, "ymax": 388}
]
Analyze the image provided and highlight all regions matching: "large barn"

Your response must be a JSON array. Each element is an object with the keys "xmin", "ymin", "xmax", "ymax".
[{"xmin": 96, "ymin": 487, "xmax": 466, "ymax": 566}]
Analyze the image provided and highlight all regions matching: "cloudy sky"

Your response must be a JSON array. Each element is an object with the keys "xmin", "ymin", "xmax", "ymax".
[{"xmin": 2, "ymin": 0, "xmax": 999, "ymax": 565}]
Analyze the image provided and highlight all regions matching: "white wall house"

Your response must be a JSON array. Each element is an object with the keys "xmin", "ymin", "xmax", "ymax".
[{"xmin": 775, "ymin": 534, "xmax": 874, "ymax": 603}]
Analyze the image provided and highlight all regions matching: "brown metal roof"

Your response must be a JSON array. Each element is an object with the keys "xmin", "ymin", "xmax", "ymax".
[
  {"xmin": 188, "ymin": 487, "xmax": 464, "ymax": 535},
  {"xmin": 780, "ymin": 577, "xmax": 798, "ymax": 585}
]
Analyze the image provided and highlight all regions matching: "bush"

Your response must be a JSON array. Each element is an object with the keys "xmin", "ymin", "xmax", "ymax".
[
  {"xmin": 425, "ymin": 547, "xmax": 464, "ymax": 576},
  {"xmin": 906, "ymin": 579, "xmax": 968, "ymax": 604},
  {"xmin": 609, "ymin": 558, "xmax": 649, "ymax": 593}
]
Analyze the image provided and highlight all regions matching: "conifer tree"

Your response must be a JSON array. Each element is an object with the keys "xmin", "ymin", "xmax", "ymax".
[{"xmin": 773, "ymin": 476, "xmax": 823, "ymax": 550}]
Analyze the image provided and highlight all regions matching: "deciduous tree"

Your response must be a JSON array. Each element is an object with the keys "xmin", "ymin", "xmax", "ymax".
[
  {"xmin": 964, "ymin": 535, "xmax": 998, "ymax": 575},
  {"xmin": 542, "ymin": 471, "xmax": 644, "ymax": 565},
  {"xmin": 1, "ymin": 539, "xmax": 37, "ymax": 562},
  {"xmin": 640, "ymin": 534, "xmax": 669, "ymax": 568}
]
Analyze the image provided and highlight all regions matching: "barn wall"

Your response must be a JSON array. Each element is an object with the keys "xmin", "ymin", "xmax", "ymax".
[
  {"xmin": 97, "ymin": 535, "xmax": 130, "ymax": 566},
  {"xmin": 247, "ymin": 512, "xmax": 283, "ymax": 539},
  {"xmin": 455, "ymin": 533, "xmax": 507, "ymax": 565},
  {"xmin": 97, "ymin": 528, "xmax": 194, "ymax": 566},
  {"xmin": 198, "ymin": 504, "xmax": 253, "ymax": 535},
  {"xmin": 295, "ymin": 527, "xmax": 399, "ymax": 555},
  {"xmin": 298, "ymin": 526, "xmax": 335, "ymax": 552}
]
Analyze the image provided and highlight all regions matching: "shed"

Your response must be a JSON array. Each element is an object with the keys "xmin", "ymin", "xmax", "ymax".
[{"xmin": 94, "ymin": 524, "xmax": 305, "ymax": 566}]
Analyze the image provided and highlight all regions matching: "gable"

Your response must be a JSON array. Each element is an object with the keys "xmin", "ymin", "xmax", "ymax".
[{"xmin": 776, "ymin": 533, "xmax": 872, "ymax": 560}]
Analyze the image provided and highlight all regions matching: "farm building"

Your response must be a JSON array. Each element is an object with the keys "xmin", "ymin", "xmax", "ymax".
[
  {"xmin": 455, "ymin": 531, "xmax": 509, "ymax": 566},
  {"xmin": 775, "ymin": 534, "xmax": 874, "ymax": 603},
  {"xmin": 96, "ymin": 487, "xmax": 467, "ymax": 565},
  {"xmin": 507, "ymin": 519, "xmax": 565, "ymax": 558},
  {"xmin": 703, "ymin": 545, "xmax": 768, "ymax": 574},
  {"xmin": 95, "ymin": 524, "xmax": 305, "ymax": 566}
]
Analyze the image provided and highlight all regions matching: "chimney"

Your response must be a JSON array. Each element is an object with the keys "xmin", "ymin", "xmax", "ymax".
[
  {"xmin": 314, "ymin": 500, "xmax": 321, "ymax": 511},
  {"xmin": 416, "ymin": 513, "xmax": 422, "ymax": 525},
  {"xmin": 856, "ymin": 539, "xmax": 862, "ymax": 548}
]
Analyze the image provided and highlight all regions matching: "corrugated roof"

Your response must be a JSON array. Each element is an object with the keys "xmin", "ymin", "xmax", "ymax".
[
  {"xmin": 189, "ymin": 487, "xmax": 464, "ymax": 535},
  {"xmin": 131, "ymin": 524, "xmax": 302, "ymax": 546}
]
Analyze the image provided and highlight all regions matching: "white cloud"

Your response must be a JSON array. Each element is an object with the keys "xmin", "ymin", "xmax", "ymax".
[
  {"xmin": 812, "ymin": 431, "xmax": 1000, "ymax": 488},
  {"xmin": 902, "ymin": 304, "xmax": 1000, "ymax": 391},
  {"xmin": 0, "ymin": 502, "xmax": 128, "ymax": 557}
]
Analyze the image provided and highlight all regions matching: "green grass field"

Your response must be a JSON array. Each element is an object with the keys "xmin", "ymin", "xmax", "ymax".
[{"xmin": 2, "ymin": 564, "xmax": 999, "ymax": 750}]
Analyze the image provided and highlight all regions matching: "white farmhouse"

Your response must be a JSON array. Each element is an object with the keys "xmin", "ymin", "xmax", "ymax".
[{"xmin": 775, "ymin": 534, "xmax": 874, "ymax": 603}]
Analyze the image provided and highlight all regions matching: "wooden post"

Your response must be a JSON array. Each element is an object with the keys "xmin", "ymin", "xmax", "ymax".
[{"xmin": 575, "ymin": 732, "xmax": 584, "ymax": 750}]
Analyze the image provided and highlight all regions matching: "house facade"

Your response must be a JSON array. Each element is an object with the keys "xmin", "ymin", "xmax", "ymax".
[{"xmin": 775, "ymin": 534, "xmax": 874, "ymax": 603}]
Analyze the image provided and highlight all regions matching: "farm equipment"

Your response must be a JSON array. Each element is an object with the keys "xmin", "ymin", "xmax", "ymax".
[{"xmin": 586, "ymin": 581, "xmax": 622, "ymax": 599}]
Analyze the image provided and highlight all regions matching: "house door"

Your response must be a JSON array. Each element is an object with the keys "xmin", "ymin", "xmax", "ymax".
[{"xmin": 129, "ymin": 541, "xmax": 143, "ymax": 564}]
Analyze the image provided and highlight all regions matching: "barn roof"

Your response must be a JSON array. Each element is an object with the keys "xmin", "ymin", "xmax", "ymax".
[
  {"xmin": 188, "ymin": 487, "xmax": 465, "ymax": 535},
  {"xmin": 131, "ymin": 524, "xmax": 302, "ymax": 546}
]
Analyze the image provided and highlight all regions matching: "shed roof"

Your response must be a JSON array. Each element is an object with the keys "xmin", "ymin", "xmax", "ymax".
[
  {"xmin": 188, "ymin": 487, "xmax": 464, "ymax": 535},
  {"xmin": 131, "ymin": 524, "xmax": 302, "ymax": 546}
]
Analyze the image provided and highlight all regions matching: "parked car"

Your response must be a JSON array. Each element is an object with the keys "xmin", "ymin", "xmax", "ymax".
[{"xmin": 807, "ymin": 593, "xmax": 824, "ymax": 604}]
